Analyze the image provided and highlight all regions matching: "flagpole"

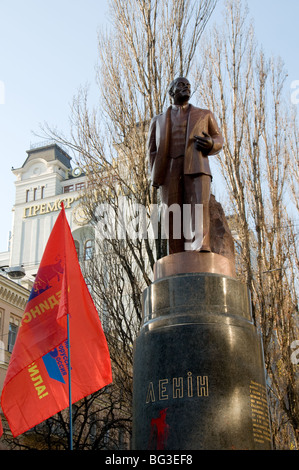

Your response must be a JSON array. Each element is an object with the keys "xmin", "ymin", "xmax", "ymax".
[
  {"xmin": 67, "ymin": 312, "xmax": 73, "ymax": 450},
  {"xmin": 62, "ymin": 202, "xmax": 73, "ymax": 451}
]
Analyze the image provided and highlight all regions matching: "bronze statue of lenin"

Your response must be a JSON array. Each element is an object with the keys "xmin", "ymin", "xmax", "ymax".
[{"xmin": 147, "ymin": 77, "xmax": 224, "ymax": 254}]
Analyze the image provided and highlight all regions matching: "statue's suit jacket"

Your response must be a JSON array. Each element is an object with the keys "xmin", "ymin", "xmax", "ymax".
[{"xmin": 147, "ymin": 104, "xmax": 224, "ymax": 187}]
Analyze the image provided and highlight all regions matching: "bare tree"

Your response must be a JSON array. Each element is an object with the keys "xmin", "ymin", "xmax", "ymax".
[
  {"xmin": 195, "ymin": 0, "xmax": 299, "ymax": 449},
  {"xmin": 39, "ymin": 0, "xmax": 218, "ymax": 448},
  {"xmin": 2, "ymin": 387, "xmax": 131, "ymax": 450}
]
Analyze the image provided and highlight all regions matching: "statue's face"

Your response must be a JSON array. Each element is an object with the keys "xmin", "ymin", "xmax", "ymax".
[{"xmin": 172, "ymin": 78, "xmax": 191, "ymax": 103}]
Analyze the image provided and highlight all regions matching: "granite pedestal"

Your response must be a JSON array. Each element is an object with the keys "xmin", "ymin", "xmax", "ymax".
[{"xmin": 132, "ymin": 257, "xmax": 272, "ymax": 450}]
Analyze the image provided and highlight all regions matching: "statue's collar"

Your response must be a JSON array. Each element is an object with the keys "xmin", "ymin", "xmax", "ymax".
[{"xmin": 171, "ymin": 103, "xmax": 190, "ymax": 112}]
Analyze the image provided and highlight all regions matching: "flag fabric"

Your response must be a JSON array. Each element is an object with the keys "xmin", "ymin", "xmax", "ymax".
[
  {"xmin": 0, "ymin": 416, "xmax": 3, "ymax": 438},
  {"xmin": 1, "ymin": 205, "xmax": 112, "ymax": 437}
]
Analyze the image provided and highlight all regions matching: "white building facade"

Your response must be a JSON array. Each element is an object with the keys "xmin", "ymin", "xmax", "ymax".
[{"xmin": 3, "ymin": 142, "xmax": 94, "ymax": 281}]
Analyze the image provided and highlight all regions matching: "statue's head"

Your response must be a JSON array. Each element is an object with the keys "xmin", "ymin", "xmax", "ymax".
[{"xmin": 168, "ymin": 77, "xmax": 191, "ymax": 104}]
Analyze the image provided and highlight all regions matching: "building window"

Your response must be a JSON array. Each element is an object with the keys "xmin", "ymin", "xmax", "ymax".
[
  {"xmin": 41, "ymin": 186, "xmax": 45, "ymax": 199},
  {"xmin": 64, "ymin": 185, "xmax": 74, "ymax": 193},
  {"xmin": 103, "ymin": 429, "xmax": 110, "ymax": 449},
  {"xmin": 76, "ymin": 182, "xmax": 85, "ymax": 191},
  {"xmin": 26, "ymin": 189, "xmax": 30, "ymax": 202},
  {"xmin": 118, "ymin": 428, "xmax": 127, "ymax": 450},
  {"xmin": 33, "ymin": 188, "xmax": 37, "ymax": 201},
  {"xmin": 85, "ymin": 277, "xmax": 92, "ymax": 294},
  {"xmin": 74, "ymin": 240, "xmax": 80, "ymax": 260},
  {"xmin": 101, "ymin": 302, "xmax": 110, "ymax": 332},
  {"xmin": 8, "ymin": 323, "xmax": 18, "ymax": 352},
  {"xmin": 0, "ymin": 340, "xmax": 4, "ymax": 364},
  {"xmin": 84, "ymin": 240, "xmax": 93, "ymax": 260}
]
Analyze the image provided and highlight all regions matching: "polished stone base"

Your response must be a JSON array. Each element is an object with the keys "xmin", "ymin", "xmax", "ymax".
[{"xmin": 132, "ymin": 272, "xmax": 272, "ymax": 450}]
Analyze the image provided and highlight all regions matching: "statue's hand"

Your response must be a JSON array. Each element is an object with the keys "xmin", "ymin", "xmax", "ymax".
[{"xmin": 194, "ymin": 132, "xmax": 214, "ymax": 153}]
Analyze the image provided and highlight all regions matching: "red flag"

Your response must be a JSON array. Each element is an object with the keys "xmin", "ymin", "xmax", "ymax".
[
  {"xmin": 0, "ymin": 416, "xmax": 3, "ymax": 438},
  {"xmin": 1, "ymin": 205, "xmax": 112, "ymax": 437}
]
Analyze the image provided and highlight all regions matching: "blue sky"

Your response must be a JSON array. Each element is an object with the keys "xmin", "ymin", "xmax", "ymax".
[{"xmin": 0, "ymin": 0, "xmax": 298, "ymax": 254}]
